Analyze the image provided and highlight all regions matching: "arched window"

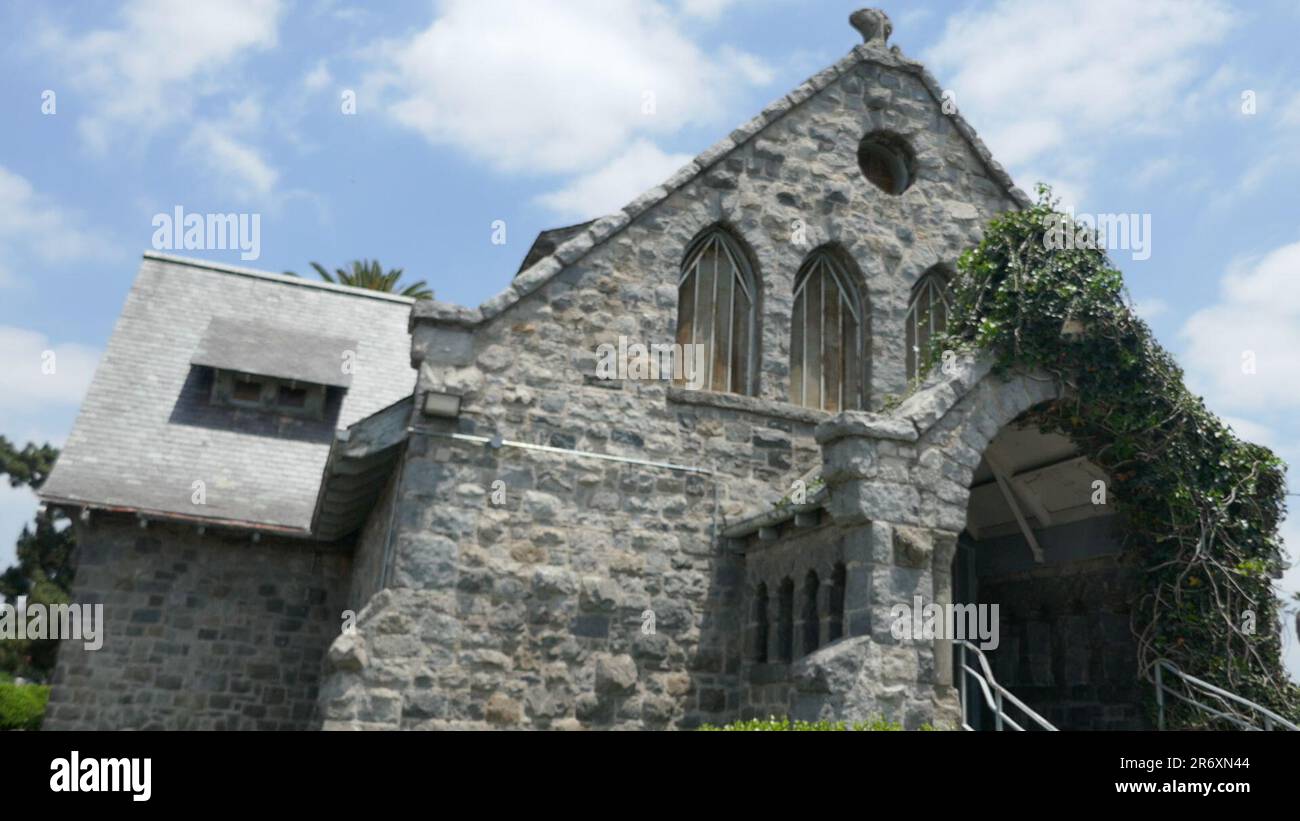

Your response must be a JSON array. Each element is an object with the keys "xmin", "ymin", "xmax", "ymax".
[
  {"xmin": 790, "ymin": 249, "xmax": 864, "ymax": 411},
  {"xmin": 676, "ymin": 227, "xmax": 758, "ymax": 395},
  {"xmin": 777, "ymin": 578, "xmax": 794, "ymax": 663},
  {"xmin": 802, "ymin": 571, "xmax": 821, "ymax": 655},
  {"xmin": 753, "ymin": 583, "xmax": 769, "ymax": 663},
  {"xmin": 905, "ymin": 267, "xmax": 950, "ymax": 382},
  {"xmin": 828, "ymin": 563, "xmax": 846, "ymax": 642}
]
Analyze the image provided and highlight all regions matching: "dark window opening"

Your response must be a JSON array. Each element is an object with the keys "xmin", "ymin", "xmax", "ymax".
[
  {"xmin": 231, "ymin": 379, "xmax": 263, "ymax": 404},
  {"xmin": 777, "ymin": 578, "xmax": 794, "ymax": 663},
  {"xmin": 753, "ymin": 583, "xmax": 769, "ymax": 663},
  {"xmin": 802, "ymin": 571, "xmax": 821, "ymax": 655},
  {"xmin": 857, "ymin": 132, "xmax": 915, "ymax": 195},
  {"xmin": 210, "ymin": 369, "xmax": 329, "ymax": 419},
  {"xmin": 277, "ymin": 385, "xmax": 308, "ymax": 408},
  {"xmin": 828, "ymin": 563, "xmax": 846, "ymax": 642}
]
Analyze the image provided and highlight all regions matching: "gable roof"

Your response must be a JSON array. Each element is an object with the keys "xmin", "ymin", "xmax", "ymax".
[
  {"xmin": 416, "ymin": 8, "xmax": 1030, "ymax": 330},
  {"xmin": 41, "ymin": 253, "xmax": 416, "ymax": 536},
  {"xmin": 516, "ymin": 221, "xmax": 594, "ymax": 276}
]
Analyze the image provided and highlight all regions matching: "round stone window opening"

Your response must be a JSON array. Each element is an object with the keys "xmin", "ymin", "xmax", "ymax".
[{"xmin": 857, "ymin": 132, "xmax": 915, "ymax": 195}]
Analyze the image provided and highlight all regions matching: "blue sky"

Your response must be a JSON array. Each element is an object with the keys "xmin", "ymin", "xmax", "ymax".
[{"xmin": 2, "ymin": 0, "xmax": 1299, "ymax": 678}]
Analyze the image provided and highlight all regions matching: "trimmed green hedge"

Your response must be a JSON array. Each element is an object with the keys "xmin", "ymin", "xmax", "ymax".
[
  {"xmin": 699, "ymin": 716, "xmax": 935, "ymax": 731},
  {"xmin": 0, "ymin": 682, "xmax": 50, "ymax": 731}
]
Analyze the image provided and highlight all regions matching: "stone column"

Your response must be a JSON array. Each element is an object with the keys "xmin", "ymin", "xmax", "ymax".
[{"xmin": 930, "ymin": 531, "xmax": 959, "ymax": 687}]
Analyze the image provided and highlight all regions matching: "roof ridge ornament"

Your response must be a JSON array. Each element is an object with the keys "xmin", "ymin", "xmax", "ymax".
[{"xmin": 849, "ymin": 8, "xmax": 892, "ymax": 46}]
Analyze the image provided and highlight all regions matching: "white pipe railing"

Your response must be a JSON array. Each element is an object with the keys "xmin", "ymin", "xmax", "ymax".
[
  {"xmin": 957, "ymin": 640, "xmax": 1057, "ymax": 731},
  {"xmin": 1154, "ymin": 659, "xmax": 1298, "ymax": 731}
]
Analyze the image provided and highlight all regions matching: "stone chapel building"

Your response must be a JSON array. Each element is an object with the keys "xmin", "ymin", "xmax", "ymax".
[{"xmin": 39, "ymin": 10, "xmax": 1146, "ymax": 730}]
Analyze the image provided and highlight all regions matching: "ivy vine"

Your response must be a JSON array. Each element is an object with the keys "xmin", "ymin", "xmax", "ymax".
[{"xmin": 929, "ymin": 186, "xmax": 1300, "ymax": 728}]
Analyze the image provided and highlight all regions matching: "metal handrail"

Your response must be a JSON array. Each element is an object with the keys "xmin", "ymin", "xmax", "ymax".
[
  {"xmin": 1154, "ymin": 659, "xmax": 1298, "ymax": 731},
  {"xmin": 957, "ymin": 640, "xmax": 1057, "ymax": 731}
]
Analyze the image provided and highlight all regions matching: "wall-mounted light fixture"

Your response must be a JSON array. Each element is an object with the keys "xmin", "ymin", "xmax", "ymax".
[{"xmin": 422, "ymin": 390, "xmax": 462, "ymax": 419}]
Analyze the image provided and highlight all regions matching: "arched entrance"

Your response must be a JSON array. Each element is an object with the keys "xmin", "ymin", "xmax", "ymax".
[
  {"xmin": 815, "ymin": 356, "xmax": 1151, "ymax": 729},
  {"xmin": 953, "ymin": 417, "xmax": 1147, "ymax": 730}
]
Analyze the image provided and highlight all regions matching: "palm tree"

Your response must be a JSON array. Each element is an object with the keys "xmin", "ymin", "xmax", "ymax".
[{"xmin": 286, "ymin": 259, "xmax": 433, "ymax": 300}]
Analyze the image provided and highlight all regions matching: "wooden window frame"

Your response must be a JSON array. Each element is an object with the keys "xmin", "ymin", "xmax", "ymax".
[
  {"xmin": 905, "ymin": 269, "xmax": 951, "ymax": 382},
  {"xmin": 675, "ymin": 228, "xmax": 758, "ymax": 396},
  {"xmin": 790, "ymin": 250, "xmax": 864, "ymax": 412},
  {"xmin": 211, "ymin": 369, "xmax": 327, "ymax": 419}
]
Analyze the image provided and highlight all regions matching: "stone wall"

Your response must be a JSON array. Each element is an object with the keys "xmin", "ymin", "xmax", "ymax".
[
  {"xmin": 43, "ymin": 518, "xmax": 350, "ymax": 730},
  {"xmin": 783, "ymin": 521, "xmax": 959, "ymax": 728},
  {"xmin": 315, "ymin": 40, "xmax": 1023, "ymax": 730},
  {"xmin": 738, "ymin": 520, "xmax": 856, "ymax": 718},
  {"xmin": 348, "ymin": 469, "xmax": 399, "ymax": 612}
]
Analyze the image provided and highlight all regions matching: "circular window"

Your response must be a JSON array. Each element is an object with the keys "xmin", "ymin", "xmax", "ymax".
[{"xmin": 857, "ymin": 132, "xmax": 915, "ymax": 195}]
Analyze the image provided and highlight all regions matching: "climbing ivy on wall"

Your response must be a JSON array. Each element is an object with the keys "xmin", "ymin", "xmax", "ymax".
[{"xmin": 929, "ymin": 186, "xmax": 1300, "ymax": 728}]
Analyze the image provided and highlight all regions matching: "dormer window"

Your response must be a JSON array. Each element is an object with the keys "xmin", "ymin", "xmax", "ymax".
[
  {"xmin": 212, "ymin": 370, "xmax": 326, "ymax": 417},
  {"xmin": 189, "ymin": 317, "xmax": 356, "ymax": 421},
  {"xmin": 231, "ymin": 377, "xmax": 263, "ymax": 405},
  {"xmin": 278, "ymin": 384, "xmax": 308, "ymax": 409}
]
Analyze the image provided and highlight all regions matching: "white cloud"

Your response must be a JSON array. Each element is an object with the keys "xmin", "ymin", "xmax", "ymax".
[
  {"xmin": 185, "ymin": 128, "xmax": 279, "ymax": 200},
  {"xmin": 677, "ymin": 0, "xmax": 738, "ymax": 20},
  {"xmin": 537, "ymin": 140, "xmax": 694, "ymax": 219},
  {"xmin": 1018, "ymin": 170, "xmax": 1087, "ymax": 212},
  {"xmin": 1281, "ymin": 91, "xmax": 1300, "ymax": 127},
  {"xmin": 1219, "ymin": 414, "xmax": 1274, "ymax": 446},
  {"xmin": 1133, "ymin": 156, "xmax": 1179, "ymax": 188},
  {"xmin": 0, "ymin": 166, "xmax": 104, "ymax": 287},
  {"xmin": 0, "ymin": 326, "xmax": 101, "ymax": 411},
  {"xmin": 362, "ymin": 0, "xmax": 772, "ymax": 177},
  {"xmin": 38, "ymin": 0, "xmax": 284, "ymax": 151},
  {"xmin": 304, "ymin": 60, "xmax": 333, "ymax": 92},
  {"xmin": 925, "ymin": 0, "xmax": 1233, "ymax": 170},
  {"xmin": 1132, "ymin": 296, "xmax": 1169, "ymax": 323},
  {"xmin": 1179, "ymin": 240, "xmax": 1300, "ymax": 414},
  {"xmin": 897, "ymin": 7, "xmax": 934, "ymax": 30},
  {"xmin": 174, "ymin": 95, "xmax": 282, "ymax": 201}
]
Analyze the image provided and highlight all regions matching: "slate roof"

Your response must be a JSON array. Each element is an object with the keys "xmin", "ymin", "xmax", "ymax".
[
  {"xmin": 41, "ymin": 252, "xmax": 416, "ymax": 535},
  {"xmin": 191, "ymin": 317, "xmax": 357, "ymax": 388}
]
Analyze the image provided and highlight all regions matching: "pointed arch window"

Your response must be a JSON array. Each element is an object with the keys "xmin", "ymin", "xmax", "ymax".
[
  {"xmin": 905, "ymin": 268, "xmax": 950, "ymax": 382},
  {"xmin": 828, "ymin": 563, "xmax": 846, "ymax": 643},
  {"xmin": 753, "ymin": 583, "xmax": 769, "ymax": 663},
  {"xmin": 777, "ymin": 578, "xmax": 794, "ymax": 663},
  {"xmin": 802, "ymin": 571, "xmax": 821, "ymax": 655},
  {"xmin": 790, "ymin": 250, "xmax": 864, "ymax": 411},
  {"xmin": 676, "ymin": 228, "xmax": 757, "ymax": 395}
]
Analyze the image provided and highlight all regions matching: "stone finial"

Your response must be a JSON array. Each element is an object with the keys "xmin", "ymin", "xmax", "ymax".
[{"xmin": 850, "ymin": 8, "xmax": 892, "ymax": 45}]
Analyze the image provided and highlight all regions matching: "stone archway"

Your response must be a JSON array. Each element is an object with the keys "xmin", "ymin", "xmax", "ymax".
[
  {"xmin": 816, "ymin": 353, "xmax": 1148, "ymax": 729},
  {"xmin": 954, "ymin": 417, "xmax": 1146, "ymax": 729},
  {"xmin": 813, "ymin": 354, "xmax": 1064, "ymax": 726}
]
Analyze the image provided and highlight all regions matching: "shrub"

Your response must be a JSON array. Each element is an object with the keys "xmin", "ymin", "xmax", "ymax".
[
  {"xmin": 699, "ymin": 715, "xmax": 936, "ymax": 731},
  {"xmin": 927, "ymin": 185, "xmax": 1298, "ymax": 726},
  {"xmin": 0, "ymin": 682, "xmax": 50, "ymax": 731}
]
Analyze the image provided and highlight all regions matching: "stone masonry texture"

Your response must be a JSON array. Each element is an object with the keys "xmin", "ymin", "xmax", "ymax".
[
  {"xmin": 43, "ymin": 521, "xmax": 350, "ymax": 730},
  {"xmin": 43, "ymin": 13, "xmax": 1150, "ymax": 731},
  {"xmin": 315, "ymin": 34, "xmax": 1039, "ymax": 730}
]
